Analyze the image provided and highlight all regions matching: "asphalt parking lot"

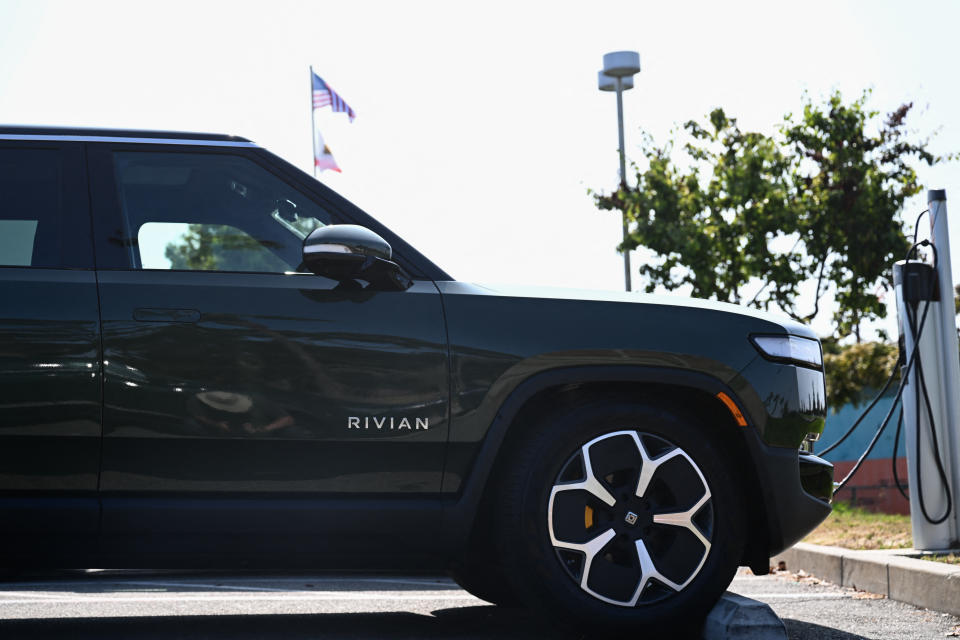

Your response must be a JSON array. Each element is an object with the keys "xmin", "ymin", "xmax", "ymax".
[{"xmin": 0, "ymin": 569, "xmax": 956, "ymax": 639}]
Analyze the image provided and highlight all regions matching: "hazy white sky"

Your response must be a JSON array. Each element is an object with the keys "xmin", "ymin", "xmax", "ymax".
[{"xmin": 1, "ymin": 0, "xmax": 958, "ymax": 338}]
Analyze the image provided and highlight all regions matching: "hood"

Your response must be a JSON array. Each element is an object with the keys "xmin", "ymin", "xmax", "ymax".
[{"xmin": 440, "ymin": 281, "xmax": 819, "ymax": 340}]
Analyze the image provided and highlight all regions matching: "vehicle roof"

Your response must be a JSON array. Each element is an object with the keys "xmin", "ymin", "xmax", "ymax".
[{"xmin": 0, "ymin": 125, "xmax": 251, "ymax": 143}]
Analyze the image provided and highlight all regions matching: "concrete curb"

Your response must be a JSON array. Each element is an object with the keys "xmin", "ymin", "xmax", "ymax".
[
  {"xmin": 772, "ymin": 542, "xmax": 960, "ymax": 616},
  {"xmin": 701, "ymin": 591, "xmax": 787, "ymax": 639}
]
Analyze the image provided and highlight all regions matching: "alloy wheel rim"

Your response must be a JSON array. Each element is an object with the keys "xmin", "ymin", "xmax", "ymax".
[{"xmin": 547, "ymin": 430, "xmax": 713, "ymax": 607}]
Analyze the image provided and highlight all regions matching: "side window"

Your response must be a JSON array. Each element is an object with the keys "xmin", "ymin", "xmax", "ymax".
[
  {"xmin": 0, "ymin": 147, "xmax": 63, "ymax": 267},
  {"xmin": 113, "ymin": 151, "xmax": 330, "ymax": 273},
  {"xmin": 139, "ymin": 222, "xmax": 291, "ymax": 272}
]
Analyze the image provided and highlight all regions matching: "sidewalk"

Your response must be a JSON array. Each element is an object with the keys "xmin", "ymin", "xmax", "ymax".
[{"xmin": 771, "ymin": 542, "xmax": 960, "ymax": 616}]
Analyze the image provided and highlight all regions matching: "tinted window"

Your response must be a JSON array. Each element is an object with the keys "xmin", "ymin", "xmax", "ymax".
[
  {"xmin": 114, "ymin": 151, "xmax": 329, "ymax": 272},
  {"xmin": 0, "ymin": 147, "xmax": 64, "ymax": 267},
  {"xmin": 139, "ymin": 222, "xmax": 291, "ymax": 272}
]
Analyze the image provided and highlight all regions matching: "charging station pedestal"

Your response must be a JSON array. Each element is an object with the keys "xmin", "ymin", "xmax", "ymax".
[{"xmin": 893, "ymin": 190, "xmax": 960, "ymax": 550}]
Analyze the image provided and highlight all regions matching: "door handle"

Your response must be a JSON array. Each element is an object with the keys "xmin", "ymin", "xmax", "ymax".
[{"xmin": 133, "ymin": 308, "xmax": 201, "ymax": 323}]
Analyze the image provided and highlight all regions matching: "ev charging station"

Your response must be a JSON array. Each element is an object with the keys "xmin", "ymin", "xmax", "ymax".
[{"xmin": 893, "ymin": 190, "xmax": 960, "ymax": 550}]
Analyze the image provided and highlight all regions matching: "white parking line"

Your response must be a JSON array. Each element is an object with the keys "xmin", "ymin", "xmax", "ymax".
[
  {"xmin": 0, "ymin": 590, "xmax": 851, "ymax": 604},
  {"xmin": 0, "ymin": 576, "xmax": 456, "ymax": 589},
  {"xmin": 0, "ymin": 593, "xmax": 482, "ymax": 605},
  {"xmin": 0, "ymin": 591, "xmax": 67, "ymax": 599},
  {"xmin": 733, "ymin": 592, "xmax": 851, "ymax": 600},
  {"xmin": 168, "ymin": 576, "xmax": 458, "ymax": 587},
  {"xmin": 120, "ymin": 580, "xmax": 291, "ymax": 592}
]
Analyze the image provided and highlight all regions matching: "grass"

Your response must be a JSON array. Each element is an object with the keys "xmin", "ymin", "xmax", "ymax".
[
  {"xmin": 919, "ymin": 553, "xmax": 960, "ymax": 565},
  {"xmin": 803, "ymin": 501, "xmax": 912, "ymax": 550},
  {"xmin": 801, "ymin": 502, "xmax": 960, "ymax": 564}
]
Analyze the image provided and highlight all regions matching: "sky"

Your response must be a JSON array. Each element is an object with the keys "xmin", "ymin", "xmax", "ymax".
[{"xmin": 1, "ymin": 0, "xmax": 958, "ymax": 340}]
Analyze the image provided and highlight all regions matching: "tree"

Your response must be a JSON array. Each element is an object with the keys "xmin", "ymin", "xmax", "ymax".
[
  {"xmin": 821, "ymin": 339, "xmax": 899, "ymax": 409},
  {"xmin": 594, "ymin": 90, "xmax": 947, "ymax": 340},
  {"xmin": 165, "ymin": 224, "xmax": 289, "ymax": 272}
]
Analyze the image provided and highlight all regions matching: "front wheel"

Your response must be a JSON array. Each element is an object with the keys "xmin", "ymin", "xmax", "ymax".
[
  {"xmin": 495, "ymin": 400, "xmax": 744, "ymax": 632},
  {"xmin": 450, "ymin": 559, "xmax": 520, "ymax": 607}
]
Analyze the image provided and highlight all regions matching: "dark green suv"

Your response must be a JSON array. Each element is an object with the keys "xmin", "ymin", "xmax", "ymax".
[{"xmin": 0, "ymin": 126, "xmax": 832, "ymax": 630}]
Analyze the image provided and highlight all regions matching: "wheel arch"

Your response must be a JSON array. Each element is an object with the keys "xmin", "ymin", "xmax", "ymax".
[{"xmin": 441, "ymin": 366, "xmax": 772, "ymax": 574}]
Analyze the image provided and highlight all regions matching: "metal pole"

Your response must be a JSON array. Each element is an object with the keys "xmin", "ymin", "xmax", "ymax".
[
  {"xmin": 896, "ymin": 259, "xmax": 955, "ymax": 548},
  {"xmin": 616, "ymin": 77, "xmax": 631, "ymax": 292},
  {"xmin": 895, "ymin": 188, "xmax": 960, "ymax": 549},
  {"xmin": 927, "ymin": 191, "xmax": 960, "ymax": 541},
  {"xmin": 309, "ymin": 65, "xmax": 317, "ymax": 178}
]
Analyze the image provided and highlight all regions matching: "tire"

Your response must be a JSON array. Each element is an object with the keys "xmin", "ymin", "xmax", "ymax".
[
  {"xmin": 494, "ymin": 399, "xmax": 745, "ymax": 633},
  {"xmin": 450, "ymin": 558, "xmax": 521, "ymax": 607}
]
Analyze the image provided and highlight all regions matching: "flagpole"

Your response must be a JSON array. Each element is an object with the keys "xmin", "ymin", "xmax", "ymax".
[{"xmin": 309, "ymin": 65, "xmax": 317, "ymax": 178}]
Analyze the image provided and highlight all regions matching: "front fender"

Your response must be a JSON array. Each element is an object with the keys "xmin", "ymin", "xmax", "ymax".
[{"xmin": 438, "ymin": 364, "xmax": 751, "ymax": 553}]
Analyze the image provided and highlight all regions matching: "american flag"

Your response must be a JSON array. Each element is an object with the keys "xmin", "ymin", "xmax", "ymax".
[{"xmin": 312, "ymin": 72, "xmax": 356, "ymax": 122}]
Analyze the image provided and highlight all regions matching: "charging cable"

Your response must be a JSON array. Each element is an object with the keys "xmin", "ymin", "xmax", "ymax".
[
  {"xmin": 902, "ymin": 241, "xmax": 952, "ymax": 524},
  {"xmin": 817, "ymin": 236, "xmax": 954, "ymax": 526}
]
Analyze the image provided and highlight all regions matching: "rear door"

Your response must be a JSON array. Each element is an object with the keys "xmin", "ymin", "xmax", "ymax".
[
  {"xmin": 0, "ymin": 140, "xmax": 100, "ymax": 563},
  {"xmin": 87, "ymin": 143, "xmax": 449, "ymax": 566}
]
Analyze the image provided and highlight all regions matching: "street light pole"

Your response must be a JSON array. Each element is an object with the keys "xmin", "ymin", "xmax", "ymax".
[
  {"xmin": 615, "ymin": 76, "xmax": 630, "ymax": 291},
  {"xmin": 599, "ymin": 51, "xmax": 641, "ymax": 292}
]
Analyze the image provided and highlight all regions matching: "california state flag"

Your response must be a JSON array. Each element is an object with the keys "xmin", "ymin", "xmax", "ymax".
[{"xmin": 313, "ymin": 123, "xmax": 341, "ymax": 173}]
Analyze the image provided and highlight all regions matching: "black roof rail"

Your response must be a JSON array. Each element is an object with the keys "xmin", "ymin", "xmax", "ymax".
[{"xmin": 0, "ymin": 125, "xmax": 251, "ymax": 143}]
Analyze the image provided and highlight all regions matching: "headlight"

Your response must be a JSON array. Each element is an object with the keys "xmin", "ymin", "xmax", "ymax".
[{"xmin": 750, "ymin": 334, "xmax": 823, "ymax": 369}]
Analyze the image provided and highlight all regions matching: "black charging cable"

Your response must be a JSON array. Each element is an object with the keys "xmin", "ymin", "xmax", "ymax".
[
  {"xmin": 824, "ymin": 237, "xmax": 953, "ymax": 518},
  {"xmin": 913, "ymin": 209, "xmax": 929, "ymax": 247},
  {"xmin": 893, "ymin": 211, "xmax": 933, "ymax": 501},
  {"xmin": 891, "ymin": 406, "xmax": 909, "ymax": 500},
  {"xmin": 813, "ymin": 218, "xmax": 955, "ymax": 524},
  {"xmin": 902, "ymin": 239, "xmax": 953, "ymax": 524},
  {"xmin": 817, "ymin": 356, "xmax": 900, "ymax": 457},
  {"xmin": 831, "ymin": 297, "xmax": 928, "ymax": 491}
]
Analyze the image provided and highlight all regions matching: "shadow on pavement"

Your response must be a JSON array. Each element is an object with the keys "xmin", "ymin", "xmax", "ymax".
[
  {"xmin": 784, "ymin": 618, "xmax": 867, "ymax": 640},
  {"xmin": 0, "ymin": 607, "xmax": 714, "ymax": 640}
]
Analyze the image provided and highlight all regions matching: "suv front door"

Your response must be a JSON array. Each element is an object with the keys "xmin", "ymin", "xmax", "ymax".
[{"xmin": 88, "ymin": 144, "xmax": 449, "ymax": 566}]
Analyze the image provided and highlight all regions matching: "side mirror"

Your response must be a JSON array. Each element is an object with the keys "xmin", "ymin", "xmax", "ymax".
[{"xmin": 302, "ymin": 225, "xmax": 412, "ymax": 290}]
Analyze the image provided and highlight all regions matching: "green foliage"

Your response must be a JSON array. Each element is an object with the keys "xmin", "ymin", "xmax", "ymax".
[
  {"xmin": 594, "ymin": 90, "xmax": 947, "ymax": 340},
  {"xmin": 165, "ymin": 224, "xmax": 289, "ymax": 272},
  {"xmin": 594, "ymin": 111, "xmax": 796, "ymax": 305},
  {"xmin": 821, "ymin": 339, "xmax": 899, "ymax": 409}
]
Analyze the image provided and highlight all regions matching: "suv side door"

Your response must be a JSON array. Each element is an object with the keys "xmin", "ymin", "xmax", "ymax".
[
  {"xmin": 0, "ymin": 140, "xmax": 101, "ymax": 563},
  {"xmin": 87, "ymin": 142, "xmax": 449, "ymax": 566}
]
